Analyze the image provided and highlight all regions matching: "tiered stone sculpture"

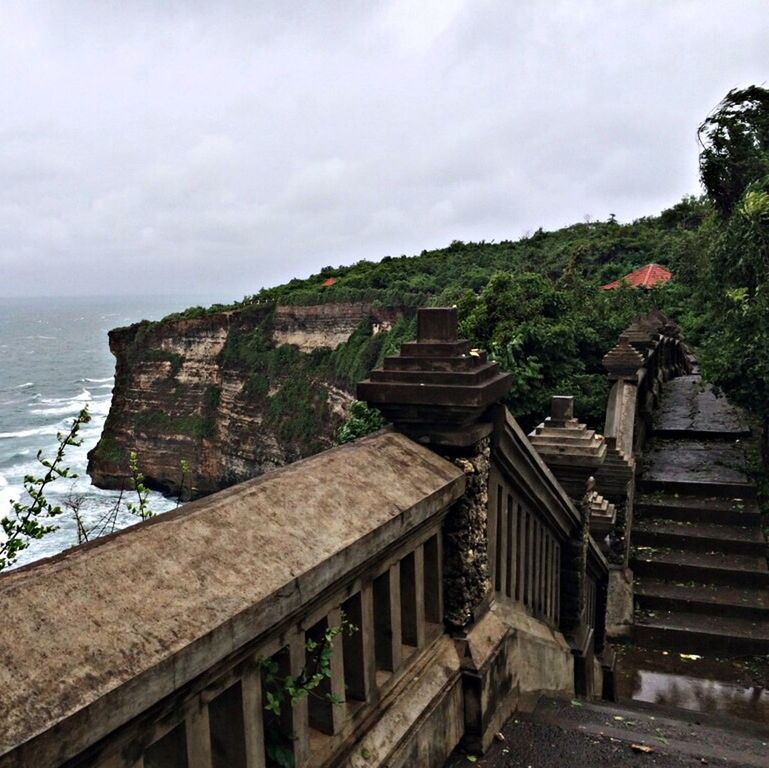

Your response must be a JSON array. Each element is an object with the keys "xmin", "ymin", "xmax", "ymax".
[
  {"xmin": 358, "ymin": 307, "xmax": 514, "ymax": 628},
  {"xmin": 357, "ymin": 307, "xmax": 513, "ymax": 448},
  {"xmin": 528, "ymin": 396, "xmax": 616, "ymax": 536},
  {"xmin": 597, "ymin": 335, "xmax": 640, "ymax": 503}
]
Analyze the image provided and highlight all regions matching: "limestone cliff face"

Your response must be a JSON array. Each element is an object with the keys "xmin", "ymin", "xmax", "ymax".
[{"xmin": 88, "ymin": 302, "xmax": 404, "ymax": 498}]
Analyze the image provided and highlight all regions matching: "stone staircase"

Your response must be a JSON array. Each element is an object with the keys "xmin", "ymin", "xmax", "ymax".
[{"xmin": 631, "ymin": 374, "xmax": 769, "ymax": 655}]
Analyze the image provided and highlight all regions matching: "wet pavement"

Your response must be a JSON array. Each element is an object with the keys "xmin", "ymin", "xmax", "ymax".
[
  {"xmin": 615, "ymin": 646, "xmax": 769, "ymax": 726},
  {"xmin": 652, "ymin": 376, "xmax": 750, "ymax": 438},
  {"xmin": 445, "ymin": 697, "xmax": 769, "ymax": 768}
]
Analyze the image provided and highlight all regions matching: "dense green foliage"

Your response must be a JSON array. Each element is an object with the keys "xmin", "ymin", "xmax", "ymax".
[
  {"xmin": 699, "ymin": 86, "xmax": 769, "ymax": 218},
  {"xmin": 335, "ymin": 401, "xmax": 385, "ymax": 445},
  {"xmin": 693, "ymin": 87, "xmax": 769, "ymax": 460}
]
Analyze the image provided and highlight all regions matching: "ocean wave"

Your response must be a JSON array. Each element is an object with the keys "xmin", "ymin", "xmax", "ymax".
[
  {"xmin": 82, "ymin": 377, "xmax": 114, "ymax": 384},
  {"xmin": 0, "ymin": 425, "xmax": 60, "ymax": 440},
  {"xmin": 29, "ymin": 403, "xmax": 86, "ymax": 417},
  {"xmin": 39, "ymin": 388, "xmax": 92, "ymax": 406},
  {"xmin": 12, "ymin": 382, "xmax": 34, "ymax": 390}
]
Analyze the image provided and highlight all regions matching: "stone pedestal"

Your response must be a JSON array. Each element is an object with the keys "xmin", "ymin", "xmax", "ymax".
[{"xmin": 528, "ymin": 396, "xmax": 607, "ymax": 500}]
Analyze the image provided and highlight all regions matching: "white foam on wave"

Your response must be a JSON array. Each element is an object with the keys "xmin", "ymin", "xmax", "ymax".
[
  {"xmin": 0, "ymin": 425, "xmax": 59, "ymax": 440},
  {"xmin": 0, "ymin": 474, "xmax": 20, "ymax": 532},
  {"xmin": 13, "ymin": 382, "xmax": 34, "ymax": 390},
  {"xmin": 39, "ymin": 388, "xmax": 92, "ymax": 406},
  {"xmin": 82, "ymin": 377, "xmax": 114, "ymax": 384}
]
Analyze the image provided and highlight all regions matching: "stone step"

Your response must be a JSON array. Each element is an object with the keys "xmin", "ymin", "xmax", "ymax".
[
  {"xmin": 634, "ymin": 609, "xmax": 769, "ymax": 655},
  {"xmin": 635, "ymin": 493, "xmax": 761, "ymax": 526},
  {"xmin": 635, "ymin": 578, "xmax": 769, "ymax": 621},
  {"xmin": 639, "ymin": 438, "xmax": 754, "ymax": 498},
  {"xmin": 652, "ymin": 375, "xmax": 751, "ymax": 439},
  {"xmin": 633, "ymin": 519, "xmax": 766, "ymax": 557},
  {"xmin": 631, "ymin": 548, "xmax": 769, "ymax": 588},
  {"xmin": 638, "ymin": 477, "xmax": 756, "ymax": 498}
]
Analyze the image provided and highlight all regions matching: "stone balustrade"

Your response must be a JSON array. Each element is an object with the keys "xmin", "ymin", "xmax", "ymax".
[
  {"xmin": 1, "ymin": 307, "xmax": 621, "ymax": 768},
  {"xmin": 0, "ymin": 432, "xmax": 465, "ymax": 768}
]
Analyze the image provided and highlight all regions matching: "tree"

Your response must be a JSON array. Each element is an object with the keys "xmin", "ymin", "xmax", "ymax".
[
  {"xmin": 697, "ymin": 86, "xmax": 769, "ymax": 464},
  {"xmin": 699, "ymin": 86, "xmax": 769, "ymax": 219}
]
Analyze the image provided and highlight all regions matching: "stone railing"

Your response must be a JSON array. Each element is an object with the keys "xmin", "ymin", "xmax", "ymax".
[
  {"xmin": 0, "ymin": 432, "xmax": 465, "ymax": 768},
  {"xmin": 1, "ymin": 307, "xmax": 616, "ymax": 768},
  {"xmin": 488, "ymin": 405, "xmax": 609, "ymax": 697},
  {"xmin": 599, "ymin": 311, "xmax": 693, "ymax": 559}
]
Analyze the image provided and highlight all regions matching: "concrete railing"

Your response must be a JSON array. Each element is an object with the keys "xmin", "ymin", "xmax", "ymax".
[
  {"xmin": 0, "ymin": 432, "xmax": 465, "ymax": 768},
  {"xmin": 600, "ymin": 312, "xmax": 693, "ymax": 560},
  {"xmin": 1, "ymin": 307, "xmax": 620, "ymax": 768},
  {"xmin": 488, "ymin": 405, "xmax": 609, "ymax": 697}
]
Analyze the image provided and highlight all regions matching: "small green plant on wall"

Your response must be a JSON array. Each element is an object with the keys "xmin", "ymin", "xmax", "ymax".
[{"xmin": 259, "ymin": 617, "xmax": 357, "ymax": 768}]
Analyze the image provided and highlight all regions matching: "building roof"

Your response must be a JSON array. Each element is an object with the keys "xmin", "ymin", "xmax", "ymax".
[
  {"xmin": 321, "ymin": 276, "xmax": 337, "ymax": 287},
  {"xmin": 601, "ymin": 263, "xmax": 672, "ymax": 291}
]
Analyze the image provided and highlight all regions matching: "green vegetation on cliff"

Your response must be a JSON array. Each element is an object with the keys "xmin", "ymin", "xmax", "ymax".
[{"xmin": 99, "ymin": 85, "xmax": 769, "ymax": 497}]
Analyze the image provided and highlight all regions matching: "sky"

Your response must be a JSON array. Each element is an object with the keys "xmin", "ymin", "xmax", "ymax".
[{"xmin": 1, "ymin": 1, "xmax": 768, "ymax": 299}]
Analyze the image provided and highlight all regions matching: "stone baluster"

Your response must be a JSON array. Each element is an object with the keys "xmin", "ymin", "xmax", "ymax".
[{"xmin": 242, "ymin": 663, "xmax": 267, "ymax": 768}]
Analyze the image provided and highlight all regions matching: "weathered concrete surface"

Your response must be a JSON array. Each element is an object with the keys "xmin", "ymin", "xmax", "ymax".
[
  {"xmin": 446, "ymin": 697, "xmax": 769, "ymax": 768},
  {"xmin": 605, "ymin": 566, "xmax": 634, "ymax": 639},
  {"xmin": 640, "ymin": 438, "xmax": 751, "ymax": 487},
  {"xmin": 653, "ymin": 375, "xmax": 751, "ymax": 437},
  {"xmin": 0, "ymin": 431, "xmax": 464, "ymax": 764},
  {"xmin": 491, "ymin": 603, "xmax": 573, "ymax": 702},
  {"xmin": 341, "ymin": 636, "xmax": 463, "ymax": 768}
]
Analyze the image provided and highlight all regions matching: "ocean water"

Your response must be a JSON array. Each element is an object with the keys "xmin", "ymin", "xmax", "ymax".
[{"xmin": 0, "ymin": 295, "xmax": 217, "ymax": 568}]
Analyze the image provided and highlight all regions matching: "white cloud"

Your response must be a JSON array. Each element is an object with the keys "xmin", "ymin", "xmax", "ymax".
[{"xmin": 0, "ymin": 1, "xmax": 768, "ymax": 297}]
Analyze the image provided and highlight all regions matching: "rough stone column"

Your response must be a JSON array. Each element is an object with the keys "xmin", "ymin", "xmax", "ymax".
[
  {"xmin": 357, "ymin": 307, "xmax": 512, "ymax": 629},
  {"xmin": 442, "ymin": 438, "xmax": 491, "ymax": 627}
]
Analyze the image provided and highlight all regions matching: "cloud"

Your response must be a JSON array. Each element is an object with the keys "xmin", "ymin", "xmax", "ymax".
[{"xmin": 0, "ymin": 0, "xmax": 768, "ymax": 297}]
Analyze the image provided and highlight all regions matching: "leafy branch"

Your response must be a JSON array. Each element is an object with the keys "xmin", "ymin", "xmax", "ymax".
[
  {"xmin": 259, "ymin": 617, "xmax": 357, "ymax": 768},
  {"xmin": 0, "ymin": 407, "xmax": 91, "ymax": 571}
]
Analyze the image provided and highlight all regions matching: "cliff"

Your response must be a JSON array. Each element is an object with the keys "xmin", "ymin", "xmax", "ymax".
[{"xmin": 88, "ymin": 302, "xmax": 407, "ymax": 498}]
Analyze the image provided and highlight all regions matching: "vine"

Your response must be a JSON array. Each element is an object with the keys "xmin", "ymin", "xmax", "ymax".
[{"xmin": 259, "ymin": 617, "xmax": 357, "ymax": 768}]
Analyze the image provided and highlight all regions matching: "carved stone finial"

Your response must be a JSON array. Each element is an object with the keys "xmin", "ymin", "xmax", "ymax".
[
  {"xmin": 528, "ymin": 397, "xmax": 607, "ymax": 500},
  {"xmin": 602, "ymin": 334, "xmax": 644, "ymax": 380},
  {"xmin": 357, "ymin": 307, "xmax": 513, "ymax": 447}
]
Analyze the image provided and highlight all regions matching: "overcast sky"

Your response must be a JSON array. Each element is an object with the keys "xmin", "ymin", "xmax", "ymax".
[{"xmin": 1, "ymin": 1, "xmax": 768, "ymax": 298}]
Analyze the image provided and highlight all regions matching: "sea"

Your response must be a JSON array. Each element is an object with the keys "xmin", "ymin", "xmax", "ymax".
[{"xmin": 0, "ymin": 295, "xmax": 221, "ymax": 568}]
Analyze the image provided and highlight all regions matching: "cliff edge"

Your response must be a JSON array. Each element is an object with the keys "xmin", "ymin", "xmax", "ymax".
[{"xmin": 88, "ymin": 302, "xmax": 407, "ymax": 498}]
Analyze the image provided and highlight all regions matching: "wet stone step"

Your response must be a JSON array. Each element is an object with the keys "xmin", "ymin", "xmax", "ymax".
[
  {"xmin": 635, "ymin": 493, "xmax": 760, "ymax": 526},
  {"xmin": 631, "ymin": 548, "xmax": 769, "ymax": 588},
  {"xmin": 634, "ymin": 609, "xmax": 769, "ymax": 655},
  {"xmin": 635, "ymin": 578, "xmax": 769, "ymax": 620},
  {"xmin": 640, "ymin": 438, "xmax": 752, "ymax": 493},
  {"xmin": 633, "ymin": 520, "xmax": 766, "ymax": 556},
  {"xmin": 652, "ymin": 375, "xmax": 751, "ymax": 438}
]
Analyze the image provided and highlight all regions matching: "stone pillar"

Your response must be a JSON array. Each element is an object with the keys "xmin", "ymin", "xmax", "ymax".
[
  {"xmin": 528, "ymin": 396, "xmax": 616, "ymax": 541},
  {"xmin": 600, "ymin": 333, "xmax": 644, "ymax": 638},
  {"xmin": 358, "ymin": 307, "xmax": 516, "ymax": 752},
  {"xmin": 358, "ymin": 307, "xmax": 512, "ymax": 628}
]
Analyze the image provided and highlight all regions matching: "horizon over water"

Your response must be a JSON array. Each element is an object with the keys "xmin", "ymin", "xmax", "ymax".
[{"xmin": 0, "ymin": 294, "xmax": 223, "ymax": 568}]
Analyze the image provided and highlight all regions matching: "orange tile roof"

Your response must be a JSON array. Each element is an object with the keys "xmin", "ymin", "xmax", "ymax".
[
  {"xmin": 601, "ymin": 263, "xmax": 672, "ymax": 291},
  {"xmin": 321, "ymin": 277, "xmax": 337, "ymax": 287}
]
